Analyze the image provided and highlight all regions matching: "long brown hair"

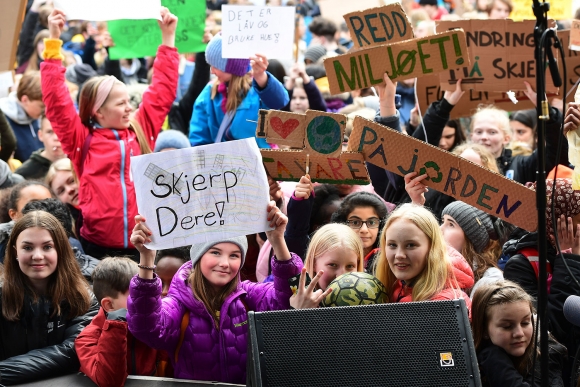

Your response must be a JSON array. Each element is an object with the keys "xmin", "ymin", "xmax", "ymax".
[
  {"xmin": 210, "ymin": 73, "xmax": 252, "ymax": 113},
  {"xmin": 25, "ymin": 30, "xmax": 50, "ymax": 73},
  {"xmin": 78, "ymin": 77, "xmax": 151, "ymax": 155},
  {"xmin": 461, "ymin": 239, "xmax": 501, "ymax": 282},
  {"xmin": 471, "ymin": 280, "xmax": 536, "ymax": 376},
  {"xmin": 188, "ymin": 264, "xmax": 239, "ymax": 326},
  {"xmin": 2, "ymin": 211, "xmax": 92, "ymax": 321}
]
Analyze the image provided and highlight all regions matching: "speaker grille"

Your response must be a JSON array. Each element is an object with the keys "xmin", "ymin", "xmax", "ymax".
[{"xmin": 252, "ymin": 300, "xmax": 476, "ymax": 387}]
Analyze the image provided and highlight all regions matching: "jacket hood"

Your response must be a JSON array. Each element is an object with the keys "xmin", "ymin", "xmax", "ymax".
[
  {"xmin": 0, "ymin": 93, "xmax": 35, "ymax": 125},
  {"xmin": 502, "ymin": 232, "xmax": 538, "ymax": 256},
  {"xmin": 447, "ymin": 245, "xmax": 475, "ymax": 290}
]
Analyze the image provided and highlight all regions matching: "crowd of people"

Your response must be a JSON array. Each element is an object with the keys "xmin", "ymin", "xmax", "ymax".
[{"xmin": 0, "ymin": 0, "xmax": 580, "ymax": 386}]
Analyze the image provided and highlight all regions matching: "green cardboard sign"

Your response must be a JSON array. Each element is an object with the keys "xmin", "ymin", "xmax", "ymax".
[{"xmin": 108, "ymin": 0, "xmax": 206, "ymax": 59}]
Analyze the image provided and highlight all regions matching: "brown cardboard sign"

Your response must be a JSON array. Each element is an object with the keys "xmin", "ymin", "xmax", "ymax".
[
  {"xmin": 0, "ymin": 0, "xmax": 27, "ymax": 71},
  {"xmin": 303, "ymin": 110, "xmax": 346, "ymax": 158},
  {"xmin": 343, "ymin": 3, "xmax": 414, "ymax": 49},
  {"xmin": 261, "ymin": 150, "xmax": 369, "ymax": 184},
  {"xmin": 571, "ymin": 21, "xmax": 580, "ymax": 51},
  {"xmin": 257, "ymin": 109, "xmax": 369, "ymax": 184},
  {"xmin": 416, "ymin": 73, "xmax": 537, "ymax": 119},
  {"xmin": 347, "ymin": 116, "xmax": 537, "ymax": 231},
  {"xmin": 257, "ymin": 110, "xmax": 306, "ymax": 148},
  {"xmin": 436, "ymin": 19, "xmax": 557, "ymax": 93},
  {"xmin": 324, "ymin": 29, "xmax": 469, "ymax": 95},
  {"xmin": 558, "ymin": 30, "xmax": 580, "ymax": 104}
]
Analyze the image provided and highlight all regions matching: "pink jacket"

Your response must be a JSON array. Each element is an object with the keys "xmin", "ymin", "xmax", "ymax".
[{"xmin": 41, "ymin": 45, "xmax": 179, "ymax": 248}]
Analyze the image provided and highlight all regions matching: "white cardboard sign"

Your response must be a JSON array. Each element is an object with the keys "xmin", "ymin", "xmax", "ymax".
[
  {"xmin": 221, "ymin": 5, "xmax": 296, "ymax": 60},
  {"xmin": 54, "ymin": 0, "xmax": 161, "ymax": 21},
  {"xmin": 131, "ymin": 138, "xmax": 273, "ymax": 250}
]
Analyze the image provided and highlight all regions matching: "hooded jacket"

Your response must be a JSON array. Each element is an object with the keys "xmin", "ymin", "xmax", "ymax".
[
  {"xmin": 14, "ymin": 149, "xmax": 51, "ymax": 179},
  {"xmin": 391, "ymin": 245, "xmax": 474, "ymax": 312},
  {"xmin": 0, "ymin": 93, "xmax": 42, "ymax": 162},
  {"xmin": 41, "ymin": 43, "xmax": 179, "ymax": 249},
  {"xmin": 0, "ymin": 288, "xmax": 99, "ymax": 385},
  {"xmin": 127, "ymin": 254, "xmax": 302, "ymax": 384}
]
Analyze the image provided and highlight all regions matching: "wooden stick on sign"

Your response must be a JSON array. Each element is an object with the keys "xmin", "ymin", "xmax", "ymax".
[{"xmin": 293, "ymin": 1, "xmax": 302, "ymax": 62}]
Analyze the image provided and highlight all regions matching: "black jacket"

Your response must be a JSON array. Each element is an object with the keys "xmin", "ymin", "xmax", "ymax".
[
  {"xmin": 0, "ymin": 288, "xmax": 99, "ymax": 385},
  {"xmin": 478, "ymin": 340, "xmax": 566, "ymax": 387},
  {"xmin": 496, "ymin": 107, "xmax": 567, "ymax": 185},
  {"xmin": 14, "ymin": 149, "xmax": 52, "ymax": 180}
]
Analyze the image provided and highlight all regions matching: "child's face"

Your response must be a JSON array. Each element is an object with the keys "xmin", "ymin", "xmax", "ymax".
[
  {"xmin": 199, "ymin": 243, "xmax": 242, "ymax": 290},
  {"xmin": 347, "ymin": 206, "xmax": 380, "ymax": 253},
  {"xmin": 38, "ymin": 119, "xmax": 64, "ymax": 158},
  {"xmin": 15, "ymin": 227, "xmax": 58, "ymax": 294},
  {"xmin": 20, "ymin": 97, "xmax": 45, "ymax": 120},
  {"xmin": 211, "ymin": 67, "xmax": 232, "ymax": 83},
  {"xmin": 486, "ymin": 301, "xmax": 533, "ymax": 357},
  {"xmin": 440, "ymin": 215, "xmax": 466, "ymax": 253},
  {"xmin": 10, "ymin": 185, "xmax": 53, "ymax": 221},
  {"xmin": 471, "ymin": 117, "xmax": 509, "ymax": 159},
  {"xmin": 50, "ymin": 170, "xmax": 78, "ymax": 208},
  {"xmin": 156, "ymin": 256, "xmax": 185, "ymax": 298},
  {"xmin": 384, "ymin": 218, "xmax": 430, "ymax": 283},
  {"xmin": 95, "ymin": 84, "xmax": 132, "ymax": 129},
  {"xmin": 313, "ymin": 248, "xmax": 358, "ymax": 290}
]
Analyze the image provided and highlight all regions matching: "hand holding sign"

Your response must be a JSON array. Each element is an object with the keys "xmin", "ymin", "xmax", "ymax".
[
  {"xmin": 375, "ymin": 72, "xmax": 397, "ymax": 117},
  {"xmin": 294, "ymin": 174, "xmax": 313, "ymax": 200},
  {"xmin": 404, "ymin": 172, "xmax": 429, "ymax": 206},
  {"xmin": 251, "ymin": 54, "xmax": 269, "ymax": 88},
  {"xmin": 131, "ymin": 215, "xmax": 156, "ymax": 268},
  {"xmin": 48, "ymin": 9, "xmax": 66, "ymax": 40},
  {"xmin": 443, "ymin": 79, "xmax": 465, "ymax": 106},
  {"xmin": 265, "ymin": 201, "xmax": 292, "ymax": 261}
]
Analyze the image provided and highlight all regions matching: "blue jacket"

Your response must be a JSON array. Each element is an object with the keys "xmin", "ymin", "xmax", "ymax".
[
  {"xmin": 189, "ymin": 72, "xmax": 289, "ymax": 148},
  {"xmin": 0, "ymin": 93, "xmax": 42, "ymax": 162}
]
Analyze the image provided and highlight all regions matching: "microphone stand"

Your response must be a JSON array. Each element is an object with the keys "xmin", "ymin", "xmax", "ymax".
[{"xmin": 532, "ymin": 1, "xmax": 561, "ymax": 386}]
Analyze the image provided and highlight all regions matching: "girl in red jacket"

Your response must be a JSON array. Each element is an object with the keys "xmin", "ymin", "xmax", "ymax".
[
  {"xmin": 374, "ymin": 203, "xmax": 472, "ymax": 311},
  {"xmin": 40, "ymin": 8, "xmax": 179, "ymax": 259}
]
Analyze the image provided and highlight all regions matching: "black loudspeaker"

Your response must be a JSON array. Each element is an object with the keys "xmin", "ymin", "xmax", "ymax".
[{"xmin": 247, "ymin": 299, "xmax": 480, "ymax": 387}]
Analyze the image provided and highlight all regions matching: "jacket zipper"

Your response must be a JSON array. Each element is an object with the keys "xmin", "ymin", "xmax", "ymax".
[{"xmin": 112, "ymin": 130, "xmax": 129, "ymax": 248}]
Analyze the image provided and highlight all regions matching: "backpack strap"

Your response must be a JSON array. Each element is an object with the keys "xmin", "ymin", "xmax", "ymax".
[
  {"xmin": 174, "ymin": 311, "xmax": 190, "ymax": 363},
  {"xmin": 78, "ymin": 132, "xmax": 93, "ymax": 177}
]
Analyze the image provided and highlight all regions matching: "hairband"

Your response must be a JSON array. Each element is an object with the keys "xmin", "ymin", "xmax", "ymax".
[{"xmin": 91, "ymin": 77, "xmax": 118, "ymax": 117}]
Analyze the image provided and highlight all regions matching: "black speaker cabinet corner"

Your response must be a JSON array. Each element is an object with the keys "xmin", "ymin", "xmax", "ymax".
[{"xmin": 247, "ymin": 299, "xmax": 481, "ymax": 387}]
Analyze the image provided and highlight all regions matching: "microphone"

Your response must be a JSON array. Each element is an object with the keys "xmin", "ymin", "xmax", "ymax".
[{"xmin": 563, "ymin": 295, "xmax": 580, "ymax": 327}]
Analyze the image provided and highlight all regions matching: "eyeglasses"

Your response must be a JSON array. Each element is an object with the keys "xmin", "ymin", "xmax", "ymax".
[{"xmin": 346, "ymin": 218, "xmax": 381, "ymax": 229}]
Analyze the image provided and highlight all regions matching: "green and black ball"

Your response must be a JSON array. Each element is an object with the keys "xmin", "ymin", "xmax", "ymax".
[{"xmin": 321, "ymin": 272, "xmax": 387, "ymax": 307}]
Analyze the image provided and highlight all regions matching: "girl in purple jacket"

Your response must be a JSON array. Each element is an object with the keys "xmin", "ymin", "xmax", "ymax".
[{"xmin": 126, "ymin": 201, "xmax": 302, "ymax": 384}]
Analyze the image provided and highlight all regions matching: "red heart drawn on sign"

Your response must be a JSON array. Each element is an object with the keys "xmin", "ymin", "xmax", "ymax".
[{"xmin": 270, "ymin": 117, "xmax": 300, "ymax": 139}]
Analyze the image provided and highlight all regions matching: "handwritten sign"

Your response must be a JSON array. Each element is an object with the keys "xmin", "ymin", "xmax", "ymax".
[
  {"xmin": 324, "ymin": 29, "xmax": 469, "ymax": 95},
  {"xmin": 131, "ymin": 139, "xmax": 272, "ymax": 249},
  {"xmin": 54, "ymin": 0, "xmax": 161, "ymax": 21},
  {"xmin": 558, "ymin": 30, "xmax": 580, "ymax": 104},
  {"xmin": 221, "ymin": 5, "xmax": 295, "ymax": 60},
  {"xmin": 347, "ymin": 116, "xmax": 537, "ymax": 231},
  {"xmin": 510, "ymin": 0, "xmax": 571, "ymax": 21},
  {"xmin": 0, "ymin": 0, "xmax": 26, "ymax": 72},
  {"xmin": 436, "ymin": 19, "xmax": 557, "ymax": 92},
  {"xmin": 0, "ymin": 71, "xmax": 14, "ymax": 99},
  {"xmin": 256, "ymin": 109, "xmax": 370, "ymax": 184},
  {"xmin": 108, "ymin": 0, "xmax": 206, "ymax": 60},
  {"xmin": 343, "ymin": 4, "xmax": 413, "ymax": 49},
  {"xmin": 571, "ymin": 21, "xmax": 580, "ymax": 51}
]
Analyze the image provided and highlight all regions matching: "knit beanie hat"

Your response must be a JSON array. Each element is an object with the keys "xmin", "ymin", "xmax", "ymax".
[
  {"xmin": 190, "ymin": 236, "xmax": 248, "ymax": 268},
  {"xmin": 154, "ymin": 129, "xmax": 191, "ymax": 152},
  {"xmin": 442, "ymin": 201, "xmax": 497, "ymax": 253},
  {"xmin": 65, "ymin": 63, "xmax": 97, "ymax": 88},
  {"xmin": 304, "ymin": 45, "xmax": 327, "ymax": 64},
  {"xmin": 205, "ymin": 33, "xmax": 251, "ymax": 77}
]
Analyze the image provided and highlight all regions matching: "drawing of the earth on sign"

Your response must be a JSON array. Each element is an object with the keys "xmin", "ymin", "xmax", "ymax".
[{"xmin": 306, "ymin": 116, "xmax": 342, "ymax": 154}]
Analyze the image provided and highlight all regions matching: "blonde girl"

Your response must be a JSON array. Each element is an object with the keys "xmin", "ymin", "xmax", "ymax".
[{"xmin": 375, "ymin": 204, "xmax": 472, "ymax": 309}]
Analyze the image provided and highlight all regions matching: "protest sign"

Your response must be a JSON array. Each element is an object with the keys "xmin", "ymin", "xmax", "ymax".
[
  {"xmin": 108, "ymin": 0, "xmax": 206, "ymax": 60},
  {"xmin": 571, "ymin": 21, "xmax": 580, "ymax": 51},
  {"xmin": 0, "ymin": 71, "xmax": 14, "ymax": 99},
  {"xmin": 221, "ymin": 6, "xmax": 295, "ymax": 60},
  {"xmin": 436, "ymin": 19, "xmax": 558, "ymax": 92},
  {"xmin": 318, "ymin": 0, "xmax": 384, "ymax": 27},
  {"xmin": 131, "ymin": 138, "xmax": 272, "ymax": 249},
  {"xmin": 347, "ymin": 116, "xmax": 538, "ymax": 231},
  {"xmin": 257, "ymin": 109, "xmax": 370, "ymax": 184},
  {"xmin": 558, "ymin": 30, "xmax": 580, "ymax": 104},
  {"xmin": 261, "ymin": 150, "xmax": 370, "ymax": 184},
  {"xmin": 343, "ymin": 3, "xmax": 414, "ymax": 49},
  {"xmin": 0, "ymin": 0, "xmax": 26, "ymax": 72},
  {"xmin": 416, "ymin": 73, "xmax": 537, "ymax": 119},
  {"xmin": 510, "ymin": 0, "xmax": 571, "ymax": 21},
  {"xmin": 54, "ymin": 0, "xmax": 160, "ymax": 21},
  {"xmin": 324, "ymin": 29, "xmax": 469, "ymax": 95}
]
